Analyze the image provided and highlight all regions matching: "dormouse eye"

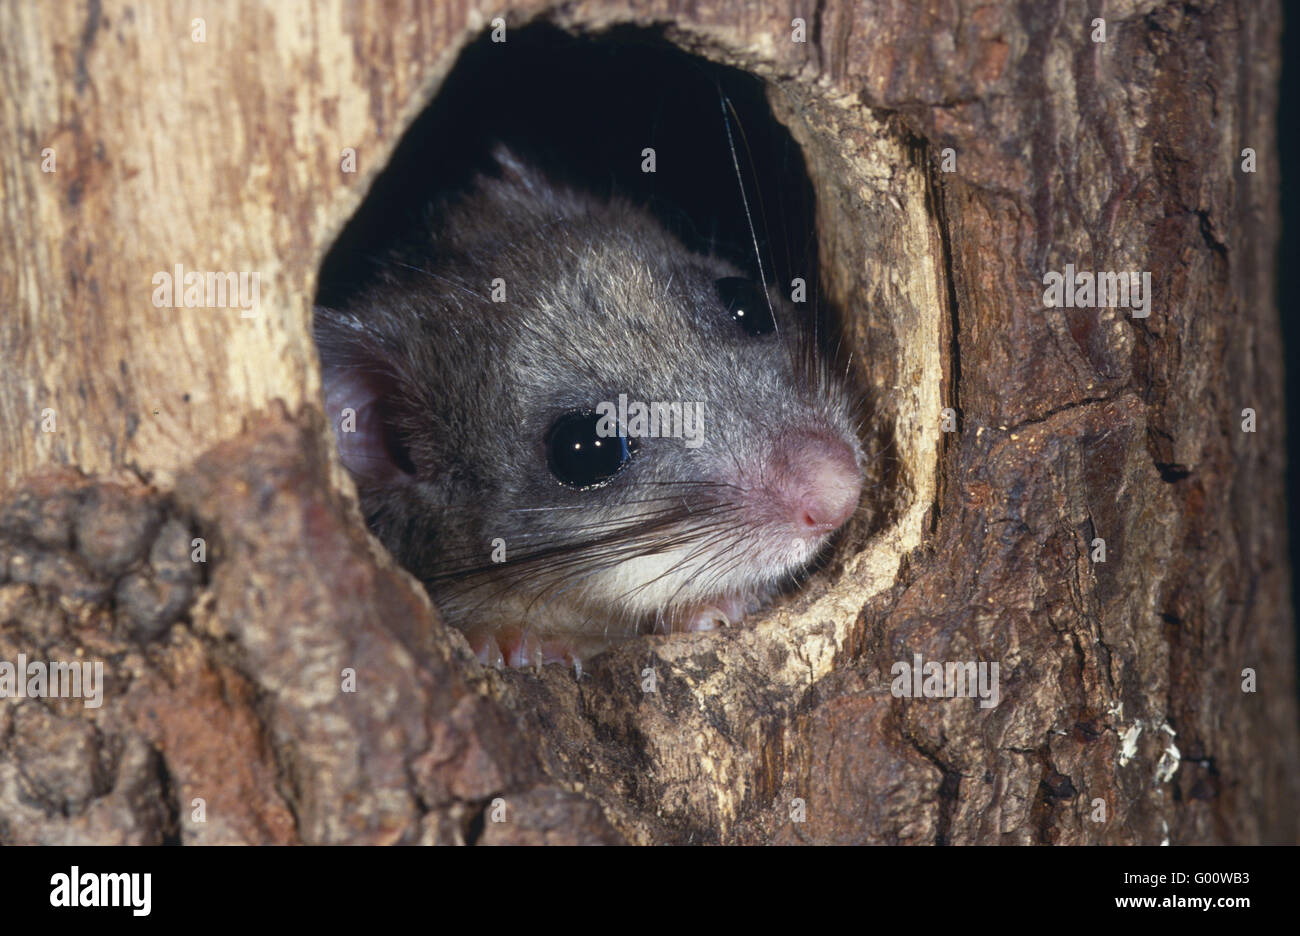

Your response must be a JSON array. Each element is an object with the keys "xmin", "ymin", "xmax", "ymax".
[
  {"xmin": 546, "ymin": 410, "xmax": 635, "ymax": 489},
  {"xmin": 714, "ymin": 277, "xmax": 775, "ymax": 336}
]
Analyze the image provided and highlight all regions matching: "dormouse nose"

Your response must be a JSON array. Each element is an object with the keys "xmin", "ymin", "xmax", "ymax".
[{"xmin": 768, "ymin": 431, "xmax": 863, "ymax": 535}]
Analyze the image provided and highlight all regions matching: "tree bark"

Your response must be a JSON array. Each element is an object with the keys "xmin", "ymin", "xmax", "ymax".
[{"xmin": 0, "ymin": 0, "xmax": 1293, "ymax": 844}]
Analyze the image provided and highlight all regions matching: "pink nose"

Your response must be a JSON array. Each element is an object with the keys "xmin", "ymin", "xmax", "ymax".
[{"xmin": 771, "ymin": 432, "xmax": 862, "ymax": 534}]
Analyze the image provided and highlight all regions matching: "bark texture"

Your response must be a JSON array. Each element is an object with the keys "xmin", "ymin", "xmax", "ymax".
[{"xmin": 0, "ymin": 0, "xmax": 1294, "ymax": 844}]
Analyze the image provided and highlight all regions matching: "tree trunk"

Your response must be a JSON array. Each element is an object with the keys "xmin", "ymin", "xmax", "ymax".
[{"xmin": 0, "ymin": 0, "xmax": 1293, "ymax": 844}]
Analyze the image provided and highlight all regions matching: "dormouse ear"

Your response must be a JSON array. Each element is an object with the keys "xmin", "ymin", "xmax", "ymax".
[
  {"xmin": 483, "ymin": 143, "xmax": 584, "ymax": 216},
  {"xmin": 315, "ymin": 305, "xmax": 416, "ymax": 485},
  {"xmin": 487, "ymin": 143, "xmax": 546, "ymax": 195}
]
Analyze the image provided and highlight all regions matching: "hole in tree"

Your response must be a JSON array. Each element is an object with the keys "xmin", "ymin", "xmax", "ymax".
[{"xmin": 314, "ymin": 22, "xmax": 896, "ymax": 661}]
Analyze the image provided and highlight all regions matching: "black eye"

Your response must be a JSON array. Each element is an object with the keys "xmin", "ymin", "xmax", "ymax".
[
  {"xmin": 546, "ymin": 410, "xmax": 635, "ymax": 489},
  {"xmin": 715, "ymin": 277, "xmax": 775, "ymax": 336}
]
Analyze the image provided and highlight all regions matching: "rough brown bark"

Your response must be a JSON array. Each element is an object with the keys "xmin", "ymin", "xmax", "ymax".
[{"xmin": 0, "ymin": 0, "xmax": 1294, "ymax": 844}]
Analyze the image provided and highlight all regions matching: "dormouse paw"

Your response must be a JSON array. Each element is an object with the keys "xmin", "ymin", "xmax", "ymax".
[
  {"xmin": 672, "ymin": 595, "xmax": 753, "ymax": 633},
  {"xmin": 466, "ymin": 626, "xmax": 584, "ymax": 676}
]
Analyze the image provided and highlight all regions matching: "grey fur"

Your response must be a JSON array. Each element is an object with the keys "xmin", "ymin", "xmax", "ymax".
[{"xmin": 315, "ymin": 149, "xmax": 863, "ymax": 650}]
